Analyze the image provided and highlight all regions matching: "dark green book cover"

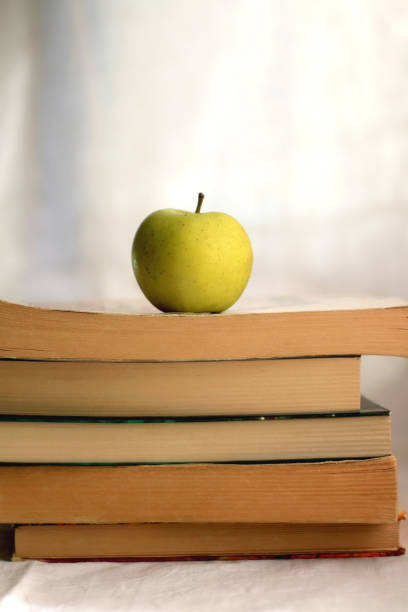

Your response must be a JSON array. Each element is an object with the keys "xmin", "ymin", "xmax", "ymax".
[
  {"xmin": 0, "ymin": 396, "xmax": 388, "ymax": 423},
  {"xmin": 0, "ymin": 396, "xmax": 391, "ymax": 465}
]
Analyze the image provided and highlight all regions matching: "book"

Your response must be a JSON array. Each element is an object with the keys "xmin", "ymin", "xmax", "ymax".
[
  {"xmin": 0, "ymin": 524, "xmax": 13, "ymax": 560},
  {"xmin": 0, "ymin": 399, "xmax": 390, "ymax": 464},
  {"xmin": 1, "ymin": 296, "xmax": 407, "ymax": 361},
  {"xmin": 0, "ymin": 356, "xmax": 360, "ymax": 417},
  {"xmin": 0, "ymin": 456, "xmax": 397, "ymax": 524},
  {"xmin": 13, "ymin": 522, "xmax": 403, "ymax": 560}
]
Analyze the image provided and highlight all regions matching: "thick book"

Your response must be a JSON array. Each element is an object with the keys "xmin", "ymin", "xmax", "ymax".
[
  {"xmin": 13, "ymin": 522, "xmax": 403, "ymax": 560},
  {"xmin": 0, "ymin": 399, "xmax": 390, "ymax": 464},
  {"xmin": 0, "ymin": 356, "xmax": 360, "ymax": 417},
  {"xmin": 0, "ymin": 296, "xmax": 407, "ymax": 361},
  {"xmin": 0, "ymin": 456, "xmax": 397, "ymax": 524}
]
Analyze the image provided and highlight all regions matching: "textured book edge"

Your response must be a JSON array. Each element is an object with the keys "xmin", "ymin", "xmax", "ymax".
[
  {"xmin": 0, "ymin": 457, "xmax": 398, "ymax": 524},
  {"xmin": 12, "ymin": 549, "xmax": 405, "ymax": 563},
  {"xmin": 2, "ymin": 297, "xmax": 408, "ymax": 361}
]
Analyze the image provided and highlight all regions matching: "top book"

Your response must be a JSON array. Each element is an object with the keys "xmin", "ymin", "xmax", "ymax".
[{"xmin": 1, "ymin": 296, "xmax": 407, "ymax": 362}]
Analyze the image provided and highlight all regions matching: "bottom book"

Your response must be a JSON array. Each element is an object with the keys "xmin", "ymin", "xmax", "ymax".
[{"xmin": 14, "ymin": 522, "xmax": 404, "ymax": 561}]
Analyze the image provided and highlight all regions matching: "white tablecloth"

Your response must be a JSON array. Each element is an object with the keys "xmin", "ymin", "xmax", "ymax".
[{"xmin": 0, "ymin": 536, "xmax": 407, "ymax": 612}]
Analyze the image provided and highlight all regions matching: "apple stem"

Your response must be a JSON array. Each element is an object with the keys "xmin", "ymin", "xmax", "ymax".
[{"xmin": 195, "ymin": 192, "xmax": 204, "ymax": 213}]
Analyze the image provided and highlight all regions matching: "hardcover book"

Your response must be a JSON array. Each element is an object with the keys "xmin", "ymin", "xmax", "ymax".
[
  {"xmin": 13, "ymin": 522, "xmax": 404, "ymax": 560},
  {"xmin": 0, "ymin": 398, "xmax": 390, "ymax": 464}
]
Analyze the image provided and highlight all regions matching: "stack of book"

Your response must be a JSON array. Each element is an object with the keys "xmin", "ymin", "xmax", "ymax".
[{"xmin": 0, "ymin": 297, "xmax": 406, "ymax": 561}]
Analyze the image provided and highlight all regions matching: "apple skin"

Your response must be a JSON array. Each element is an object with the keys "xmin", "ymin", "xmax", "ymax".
[{"xmin": 131, "ymin": 207, "xmax": 253, "ymax": 313}]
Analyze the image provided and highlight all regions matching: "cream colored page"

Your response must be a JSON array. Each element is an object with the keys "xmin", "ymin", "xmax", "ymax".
[{"xmin": 1, "ymin": 295, "xmax": 407, "ymax": 316}]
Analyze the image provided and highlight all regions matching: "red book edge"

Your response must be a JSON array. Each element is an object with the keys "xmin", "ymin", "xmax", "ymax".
[{"xmin": 37, "ymin": 548, "xmax": 406, "ymax": 563}]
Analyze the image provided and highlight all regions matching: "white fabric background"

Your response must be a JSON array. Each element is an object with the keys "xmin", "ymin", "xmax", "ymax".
[
  {"xmin": 0, "ymin": 1, "xmax": 408, "ymax": 609},
  {"xmin": 1, "ymin": 0, "xmax": 408, "ymax": 303},
  {"xmin": 0, "ymin": 550, "xmax": 407, "ymax": 612}
]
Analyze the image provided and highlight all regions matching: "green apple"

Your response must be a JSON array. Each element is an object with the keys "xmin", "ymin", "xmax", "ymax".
[{"xmin": 131, "ymin": 193, "xmax": 253, "ymax": 313}]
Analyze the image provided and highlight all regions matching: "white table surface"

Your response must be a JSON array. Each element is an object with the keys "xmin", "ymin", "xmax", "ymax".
[{"xmin": 0, "ymin": 531, "xmax": 407, "ymax": 612}]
